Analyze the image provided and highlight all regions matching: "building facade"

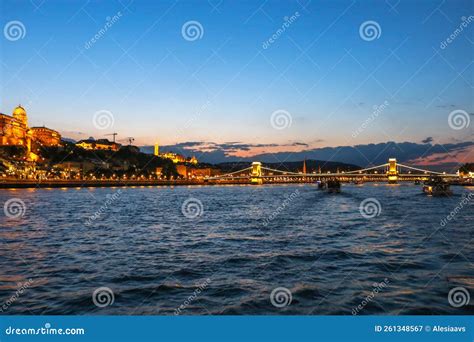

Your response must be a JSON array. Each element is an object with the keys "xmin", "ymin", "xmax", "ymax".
[
  {"xmin": 0, "ymin": 106, "xmax": 62, "ymax": 151},
  {"xmin": 76, "ymin": 138, "xmax": 121, "ymax": 151}
]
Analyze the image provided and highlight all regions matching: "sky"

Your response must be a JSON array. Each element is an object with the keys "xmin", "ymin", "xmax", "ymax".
[{"xmin": 0, "ymin": 0, "xmax": 473, "ymax": 164}]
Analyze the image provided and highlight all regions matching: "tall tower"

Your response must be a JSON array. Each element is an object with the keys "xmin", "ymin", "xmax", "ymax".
[
  {"xmin": 303, "ymin": 159, "xmax": 307, "ymax": 174},
  {"xmin": 13, "ymin": 105, "xmax": 28, "ymax": 127},
  {"xmin": 251, "ymin": 161, "xmax": 263, "ymax": 185},
  {"xmin": 154, "ymin": 143, "xmax": 159, "ymax": 156},
  {"xmin": 387, "ymin": 158, "xmax": 398, "ymax": 184}
]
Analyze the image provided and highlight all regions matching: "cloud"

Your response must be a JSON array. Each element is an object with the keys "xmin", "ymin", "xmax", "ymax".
[
  {"xmin": 140, "ymin": 140, "xmax": 474, "ymax": 168},
  {"xmin": 421, "ymin": 137, "xmax": 433, "ymax": 144},
  {"xmin": 435, "ymin": 104, "xmax": 456, "ymax": 109}
]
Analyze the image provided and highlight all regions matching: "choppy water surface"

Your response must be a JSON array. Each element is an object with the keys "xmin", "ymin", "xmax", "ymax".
[{"xmin": 0, "ymin": 184, "xmax": 473, "ymax": 315}]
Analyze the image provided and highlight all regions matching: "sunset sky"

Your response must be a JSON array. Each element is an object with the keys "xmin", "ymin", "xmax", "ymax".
[{"xmin": 1, "ymin": 0, "xmax": 472, "ymax": 162}]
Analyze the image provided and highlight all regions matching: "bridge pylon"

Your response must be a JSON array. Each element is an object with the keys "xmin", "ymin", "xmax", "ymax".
[
  {"xmin": 251, "ymin": 161, "xmax": 263, "ymax": 185},
  {"xmin": 387, "ymin": 158, "xmax": 398, "ymax": 184}
]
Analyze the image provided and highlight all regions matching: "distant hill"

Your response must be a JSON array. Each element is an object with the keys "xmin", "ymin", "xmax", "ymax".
[
  {"xmin": 217, "ymin": 160, "xmax": 360, "ymax": 173},
  {"xmin": 140, "ymin": 141, "xmax": 473, "ymax": 172}
]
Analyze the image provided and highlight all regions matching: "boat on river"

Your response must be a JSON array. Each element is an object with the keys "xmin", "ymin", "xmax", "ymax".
[
  {"xmin": 326, "ymin": 179, "xmax": 341, "ymax": 193},
  {"xmin": 422, "ymin": 176, "xmax": 452, "ymax": 196}
]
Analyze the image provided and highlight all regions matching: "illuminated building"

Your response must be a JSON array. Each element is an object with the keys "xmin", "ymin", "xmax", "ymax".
[
  {"xmin": 176, "ymin": 164, "xmax": 188, "ymax": 178},
  {"xmin": 161, "ymin": 152, "xmax": 186, "ymax": 163},
  {"xmin": 191, "ymin": 167, "xmax": 221, "ymax": 178},
  {"xmin": 152, "ymin": 143, "xmax": 198, "ymax": 164},
  {"xmin": 177, "ymin": 165, "xmax": 222, "ymax": 179},
  {"xmin": 0, "ymin": 106, "xmax": 61, "ymax": 158},
  {"xmin": 76, "ymin": 138, "xmax": 121, "ymax": 151},
  {"xmin": 30, "ymin": 127, "xmax": 61, "ymax": 146}
]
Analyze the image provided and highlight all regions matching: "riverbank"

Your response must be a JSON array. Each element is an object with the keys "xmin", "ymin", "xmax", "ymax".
[{"xmin": 0, "ymin": 179, "xmax": 471, "ymax": 189}]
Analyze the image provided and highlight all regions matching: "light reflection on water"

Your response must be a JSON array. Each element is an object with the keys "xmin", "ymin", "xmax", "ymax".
[{"xmin": 0, "ymin": 183, "xmax": 472, "ymax": 315}]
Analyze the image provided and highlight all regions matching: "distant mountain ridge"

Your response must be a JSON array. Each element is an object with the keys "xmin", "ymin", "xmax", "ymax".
[
  {"xmin": 217, "ymin": 160, "xmax": 360, "ymax": 173},
  {"xmin": 140, "ymin": 140, "xmax": 473, "ymax": 172}
]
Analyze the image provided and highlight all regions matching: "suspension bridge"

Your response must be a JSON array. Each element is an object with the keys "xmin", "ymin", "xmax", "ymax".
[{"xmin": 207, "ymin": 158, "xmax": 459, "ymax": 184}]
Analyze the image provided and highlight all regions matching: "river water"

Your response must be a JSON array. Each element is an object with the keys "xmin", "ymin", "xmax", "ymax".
[{"xmin": 0, "ymin": 184, "xmax": 472, "ymax": 315}]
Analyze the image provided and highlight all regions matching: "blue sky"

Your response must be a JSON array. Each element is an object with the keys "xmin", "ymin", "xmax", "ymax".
[{"xmin": 0, "ymin": 0, "xmax": 472, "ymax": 157}]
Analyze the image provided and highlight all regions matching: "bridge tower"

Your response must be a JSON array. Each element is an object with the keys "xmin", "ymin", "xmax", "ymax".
[
  {"xmin": 387, "ymin": 158, "xmax": 398, "ymax": 184},
  {"xmin": 251, "ymin": 161, "xmax": 263, "ymax": 185}
]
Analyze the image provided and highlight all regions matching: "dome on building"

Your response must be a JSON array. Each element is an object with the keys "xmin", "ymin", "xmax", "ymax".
[
  {"xmin": 12, "ymin": 105, "xmax": 28, "ymax": 126},
  {"xmin": 13, "ymin": 105, "xmax": 26, "ymax": 116}
]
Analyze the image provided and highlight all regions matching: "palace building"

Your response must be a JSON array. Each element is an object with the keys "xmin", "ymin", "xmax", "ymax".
[
  {"xmin": 75, "ymin": 138, "xmax": 121, "ymax": 151},
  {"xmin": 0, "ymin": 106, "xmax": 62, "ymax": 153}
]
